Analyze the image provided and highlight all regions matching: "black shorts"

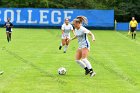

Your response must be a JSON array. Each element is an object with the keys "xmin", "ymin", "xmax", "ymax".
[{"xmin": 131, "ymin": 27, "xmax": 136, "ymax": 32}]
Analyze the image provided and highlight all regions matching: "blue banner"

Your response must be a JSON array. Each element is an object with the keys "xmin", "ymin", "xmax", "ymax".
[
  {"xmin": 116, "ymin": 23, "xmax": 129, "ymax": 31},
  {"xmin": 0, "ymin": 8, "xmax": 114, "ymax": 27},
  {"xmin": 116, "ymin": 22, "xmax": 140, "ymax": 31}
]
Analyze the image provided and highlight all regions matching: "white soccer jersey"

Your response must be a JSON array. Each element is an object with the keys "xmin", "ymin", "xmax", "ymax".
[
  {"xmin": 61, "ymin": 23, "xmax": 73, "ymax": 39},
  {"xmin": 75, "ymin": 26, "xmax": 91, "ymax": 49}
]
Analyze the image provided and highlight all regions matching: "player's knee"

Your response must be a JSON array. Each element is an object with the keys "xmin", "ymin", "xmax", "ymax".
[
  {"xmin": 62, "ymin": 44, "xmax": 65, "ymax": 46},
  {"xmin": 62, "ymin": 42, "xmax": 65, "ymax": 46},
  {"xmin": 66, "ymin": 40, "xmax": 69, "ymax": 45},
  {"xmin": 81, "ymin": 54, "xmax": 87, "ymax": 59},
  {"xmin": 66, "ymin": 43, "xmax": 69, "ymax": 46}
]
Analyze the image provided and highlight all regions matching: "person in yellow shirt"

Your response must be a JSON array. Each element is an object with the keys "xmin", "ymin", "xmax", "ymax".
[{"xmin": 129, "ymin": 17, "xmax": 138, "ymax": 39}]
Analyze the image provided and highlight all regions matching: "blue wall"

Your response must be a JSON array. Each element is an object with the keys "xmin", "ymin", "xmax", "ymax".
[
  {"xmin": 116, "ymin": 22, "xmax": 140, "ymax": 31},
  {"xmin": 0, "ymin": 8, "xmax": 114, "ymax": 28}
]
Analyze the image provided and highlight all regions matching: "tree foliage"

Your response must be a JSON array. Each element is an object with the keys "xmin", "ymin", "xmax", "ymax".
[{"xmin": 0, "ymin": 0, "xmax": 140, "ymax": 22}]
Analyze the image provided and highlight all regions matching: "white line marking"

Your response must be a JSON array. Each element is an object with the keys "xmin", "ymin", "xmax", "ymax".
[{"xmin": 116, "ymin": 32, "xmax": 140, "ymax": 45}]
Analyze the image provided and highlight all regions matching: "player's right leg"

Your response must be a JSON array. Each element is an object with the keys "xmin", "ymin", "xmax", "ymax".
[
  {"xmin": 131, "ymin": 28, "xmax": 135, "ymax": 39},
  {"xmin": 134, "ymin": 31, "xmax": 136, "ymax": 39},
  {"xmin": 9, "ymin": 32, "xmax": 12, "ymax": 41},
  {"xmin": 63, "ymin": 39, "xmax": 67, "ymax": 53},
  {"xmin": 75, "ymin": 49, "xmax": 90, "ymax": 75},
  {"xmin": 59, "ymin": 43, "xmax": 62, "ymax": 50},
  {"xmin": 59, "ymin": 39, "xmax": 65, "ymax": 50}
]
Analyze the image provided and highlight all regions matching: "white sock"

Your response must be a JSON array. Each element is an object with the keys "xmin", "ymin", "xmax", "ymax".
[
  {"xmin": 76, "ymin": 60, "xmax": 86, "ymax": 68},
  {"xmin": 60, "ymin": 43, "xmax": 62, "ymax": 46},
  {"xmin": 82, "ymin": 58, "xmax": 92, "ymax": 69},
  {"xmin": 64, "ymin": 45, "xmax": 68, "ymax": 52}
]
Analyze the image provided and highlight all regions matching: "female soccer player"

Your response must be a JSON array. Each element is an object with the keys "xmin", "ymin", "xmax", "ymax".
[
  {"xmin": 70, "ymin": 16, "xmax": 96, "ymax": 77},
  {"xmin": 59, "ymin": 18, "xmax": 75, "ymax": 53},
  {"xmin": 4, "ymin": 18, "xmax": 13, "ymax": 42}
]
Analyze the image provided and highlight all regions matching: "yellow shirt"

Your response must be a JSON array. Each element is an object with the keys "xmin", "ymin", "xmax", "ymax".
[{"xmin": 129, "ymin": 20, "xmax": 138, "ymax": 27}]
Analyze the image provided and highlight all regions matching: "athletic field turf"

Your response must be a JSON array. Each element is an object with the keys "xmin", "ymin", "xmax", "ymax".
[{"xmin": 0, "ymin": 28, "xmax": 140, "ymax": 93}]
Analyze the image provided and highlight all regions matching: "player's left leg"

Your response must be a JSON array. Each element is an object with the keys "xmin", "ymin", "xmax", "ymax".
[
  {"xmin": 134, "ymin": 31, "xmax": 136, "ymax": 39},
  {"xmin": 64, "ymin": 38, "xmax": 69, "ymax": 53},
  {"xmin": 75, "ymin": 49, "xmax": 89, "ymax": 75},
  {"xmin": 81, "ymin": 48, "xmax": 96, "ymax": 77}
]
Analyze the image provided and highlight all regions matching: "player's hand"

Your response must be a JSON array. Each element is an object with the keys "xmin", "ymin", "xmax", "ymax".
[
  {"xmin": 92, "ymin": 39, "xmax": 95, "ymax": 42},
  {"xmin": 62, "ymin": 34, "xmax": 65, "ymax": 37}
]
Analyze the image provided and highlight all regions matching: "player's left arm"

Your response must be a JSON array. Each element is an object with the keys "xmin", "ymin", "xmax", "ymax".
[
  {"xmin": 83, "ymin": 28, "xmax": 95, "ymax": 42},
  {"xmin": 88, "ymin": 31, "xmax": 95, "ymax": 42},
  {"xmin": 10, "ymin": 23, "xmax": 14, "ymax": 28}
]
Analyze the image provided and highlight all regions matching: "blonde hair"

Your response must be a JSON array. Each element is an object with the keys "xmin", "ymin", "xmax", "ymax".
[{"xmin": 73, "ymin": 16, "xmax": 88, "ymax": 25}]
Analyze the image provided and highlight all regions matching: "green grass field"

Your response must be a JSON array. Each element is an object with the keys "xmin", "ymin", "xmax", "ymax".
[{"xmin": 0, "ymin": 28, "xmax": 140, "ymax": 93}]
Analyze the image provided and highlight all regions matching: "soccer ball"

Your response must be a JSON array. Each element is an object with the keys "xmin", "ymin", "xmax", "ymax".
[{"xmin": 58, "ymin": 67, "xmax": 66, "ymax": 75}]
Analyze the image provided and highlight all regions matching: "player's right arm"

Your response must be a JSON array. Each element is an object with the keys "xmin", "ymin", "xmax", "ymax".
[
  {"xmin": 71, "ymin": 25, "xmax": 76, "ymax": 36},
  {"xmin": 70, "ymin": 35, "xmax": 77, "ymax": 41}
]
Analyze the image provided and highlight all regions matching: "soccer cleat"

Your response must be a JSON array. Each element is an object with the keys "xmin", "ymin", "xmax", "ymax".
[
  {"xmin": 59, "ymin": 46, "xmax": 62, "ymax": 50},
  {"xmin": 0, "ymin": 71, "xmax": 4, "ymax": 75},
  {"xmin": 85, "ymin": 70, "xmax": 90, "ymax": 75},
  {"xmin": 63, "ymin": 51, "xmax": 66, "ymax": 53},
  {"xmin": 90, "ymin": 71, "xmax": 96, "ymax": 77}
]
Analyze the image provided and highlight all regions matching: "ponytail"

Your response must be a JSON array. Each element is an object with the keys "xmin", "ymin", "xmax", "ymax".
[{"xmin": 76, "ymin": 16, "xmax": 88, "ymax": 25}]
